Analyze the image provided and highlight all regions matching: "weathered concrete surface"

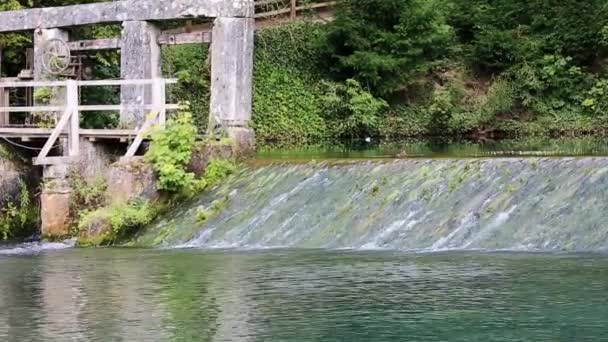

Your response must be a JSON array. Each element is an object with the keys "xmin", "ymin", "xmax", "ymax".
[
  {"xmin": 34, "ymin": 28, "xmax": 69, "ymax": 80},
  {"xmin": 33, "ymin": 28, "xmax": 69, "ymax": 124},
  {"xmin": 226, "ymin": 126, "xmax": 255, "ymax": 156},
  {"xmin": 77, "ymin": 214, "xmax": 112, "ymax": 246},
  {"xmin": 188, "ymin": 141, "xmax": 235, "ymax": 177},
  {"xmin": 209, "ymin": 17, "xmax": 255, "ymax": 152},
  {"xmin": 0, "ymin": 155, "xmax": 26, "ymax": 209},
  {"xmin": 120, "ymin": 21, "xmax": 161, "ymax": 127},
  {"xmin": 0, "ymin": 0, "xmax": 255, "ymax": 33},
  {"xmin": 0, "ymin": 145, "xmax": 39, "ymax": 209},
  {"xmin": 71, "ymin": 139, "xmax": 121, "ymax": 183},
  {"xmin": 106, "ymin": 158, "xmax": 159, "ymax": 204},
  {"xmin": 41, "ymin": 164, "xmax": 71, "ymax": 238}
]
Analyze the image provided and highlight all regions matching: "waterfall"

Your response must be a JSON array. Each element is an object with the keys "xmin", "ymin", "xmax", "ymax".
[{"xmin": 134, "ymin": 158, "xmax": 608, "ymax": 252}]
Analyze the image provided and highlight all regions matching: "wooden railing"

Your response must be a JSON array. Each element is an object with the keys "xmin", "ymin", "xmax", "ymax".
[
  {"xmin": 0, "ymin": 78, "xmax": 178, "ymax": 165},
  {"xmin": 254, "ymin": 0, "xmax": 338, "ymax": 19}
]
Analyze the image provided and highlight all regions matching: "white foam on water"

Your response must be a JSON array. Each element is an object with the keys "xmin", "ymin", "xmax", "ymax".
[
  {"xmin": 0, "ymin": 240, "xmax": 74, "ymax": 256},
  {"xmin": 461, "ymin": 205, "xmax": 518, "ymax": 249}
]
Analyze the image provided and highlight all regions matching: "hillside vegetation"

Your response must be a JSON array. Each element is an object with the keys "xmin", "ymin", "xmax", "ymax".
[{"xmin": 2, "ymin": 0, "xmax": 608, "ymax": 145}]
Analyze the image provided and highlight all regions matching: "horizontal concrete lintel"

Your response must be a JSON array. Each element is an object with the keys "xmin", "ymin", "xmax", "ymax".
[
  {"xmin": 0, "ymin": 0, "xmax": 255, "ymax": 33},
  {"xmin": 70, "ymin": 30, "xmax": 213, "ymax": 51}
]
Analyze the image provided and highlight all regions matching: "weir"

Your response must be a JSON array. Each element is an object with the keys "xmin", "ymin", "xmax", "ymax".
[{"xmin": 135, "ymin": 158, "xmax": 608, "ymax": 252}]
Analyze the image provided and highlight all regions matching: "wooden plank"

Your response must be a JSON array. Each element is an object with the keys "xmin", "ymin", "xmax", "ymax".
[
  {"xmin": 80, "ymin": 129, "xmax": 136, "ymax": 136},
  {"xmin": 66, "ymin": 80, "xmax": 79, "ymax": 157},
  {"xmin": 158, "ymin": 31, "xmax": 212, "ymax": 45},
  {"xmin": 124, "ymin": 111, "xmax": 158, "ymax": 157},
  {"xmin": 0, "ymin": 106, "xmax": 64, "ymax": 113},
  {"xmin": 78, "ymin": 78, "xmax": 178, "ymax": 87},
  {"xmin": 152, "ymin": 78, "xmax": 167, "ymax": 127},
  {"xmin": 0, "ymin": 127, "xmax": 54, "ymax": 135},
  {"xmin": 69, "ymin": 38, "xmax": 120, "ymax": 51},
  {"xmin": 0, "ymin": 78, "xmax": 177, "ymax": 88},
  {"xmin": 77, "ymin": 104, "xmax": 179, "ymax": 112},
  {"xmin": 0, "ymin": 80, "xmax": 66, "ymax": 88},
  {"xmin": 291, "ymin": 0, "xmax": 297, "ymax": 18},
  {"xmin": 0, "ymin": 127, "xmax": 139, "ymax": 138},
  {"xmin": 33, "ymin": 156, "xmax": 78, "ymax": 166},
  {"xmin": 35, "ymin": 108, "xmax": 72, "ymax": 164}
]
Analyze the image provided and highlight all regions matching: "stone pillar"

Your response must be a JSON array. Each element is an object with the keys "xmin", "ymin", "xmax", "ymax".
[
  {"xmin": 120, "ymin": 21, "xmax": 161, "ymax": 128},
  {"xmin": 41, "ymin": 164, "xmax": 72, "ymax": 238},
  {"xmin": 209, "ymin": 17, "xmax": 256, "ymax": 154}
]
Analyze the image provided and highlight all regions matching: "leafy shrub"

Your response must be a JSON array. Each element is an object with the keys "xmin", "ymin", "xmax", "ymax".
[
  {"xmin": 0, "ymin": 180, "xmax": 38, "ymax": 240},
  {"xmin": 582, "ymin": 79, "xmax": 608, "ymax": 117},
  {"xmin": 78, "ymin": 199, "xmax": 155, "ymax": 245},
  {"xmin": 510, "ymin": 55, "xmax": 591, "ymax": 118},
  {"xmin": 162, "ymin": 45, "xmax": 211, "ymax": 132},
  {"xmin": 145, "ymin": 111, "xmax": 201, "ymax": 194},
  {"xmin": 321, "ymin": 79, "xmax": 388, "ymax": 139},
  {"xmin": 204, "ymin": 160, "xmax": 236, "ymax": 187}
]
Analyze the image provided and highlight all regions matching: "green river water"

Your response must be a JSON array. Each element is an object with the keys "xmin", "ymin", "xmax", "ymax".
[
  {"xmin": 1, "ymin": 249, "xmax": 608, "ymax": 341},
  {"xmin": 2, "ymin": 140, "xmax": 608, "ymax": 341}
]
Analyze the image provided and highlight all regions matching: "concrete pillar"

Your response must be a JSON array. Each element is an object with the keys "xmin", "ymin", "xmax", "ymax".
[
  {"xmin": 0, "ymin": 87, "xmax": 8, "ymax": 126},
  {"xmin": 41, "ymin": 164, "xmax": 72, "ymax": 238},
  {"xmin": 209, "ymin": 17, "xmax": 256, "ymax": 154},
  {"xmin": 120, "ymin": 21, "xmax": 161, "ymax": 128},
  {"xmin": 33, "ymin": 28, "xmax": 70, "ymax": 124},
  {"xmin": 0, "ymin": 47, "xmax": 8, "ymax": 126},
  {"xmin": 34, "ymin": 28, "xmax": 70, "ymax": 81}
]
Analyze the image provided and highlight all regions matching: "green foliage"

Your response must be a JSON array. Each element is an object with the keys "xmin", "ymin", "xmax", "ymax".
[
  {"xmin": 582, "ymin": 79, "xmax": 608, "ymax": 118},
  {"xmin": 78, "ymin": 199, "xmax": 155, "ymax": 246},
  {"xmin": 203, "ymin": 160, "xmax": 235, "ymax": 187},
  {"xmin": 450, "ymin": 0, "xmax": 608, "ymax": 69},
  {"xmin": 253, "ymin": 64, "xmax": 328, "ymax": 145},
  {"xmin": 195, "ymin": 198, "xmax": 227, "ymax": 224},
  {"xmin": 0, "ymin": 180, "xmax": 38, "ymax": 241},
  {"xmin": 252, "ymin": 23, "xmax": 330, "ymax": 145},
  {"xmin": 322, "ymin": 0, "xmax": 454, "ymax": 96},
  {"xmin": 146, "ymin": 111, "xmax": 201, "ymax": 194},
  {"xmin": 162, "ymin": 45, "xmax": 211, "ymax": 132},
  {"xmin": 69, "ymin": 172, "xmax": 107, "ymax": 234},
  {"xmin": 510, "ymin": 55, "xmax": 590, "ymax": 118},
  {"xmin": 321, "ymin": 79, "xmax": 388, "ymax": 139}
]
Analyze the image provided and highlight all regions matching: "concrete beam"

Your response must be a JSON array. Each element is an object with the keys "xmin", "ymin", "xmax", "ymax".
[
  {"xmin": 120, "ymin": 21, "xmax": 161, "ymax": 127},
  {"xmin": 69, "ymin": 38, "xmax": 120, "ymax": 51},
  {"xmin": 158, "ymin": 31, "xmax": 213, "ymax": 45},
  {"xmin": 0, "ymin": 0, "xmax": 255, "ymax": 33}
]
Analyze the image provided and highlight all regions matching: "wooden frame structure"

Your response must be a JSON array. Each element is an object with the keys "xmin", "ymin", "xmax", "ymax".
[{"xmin": 0, "ymin": 78, "xmax": 177, "ymax": 165}]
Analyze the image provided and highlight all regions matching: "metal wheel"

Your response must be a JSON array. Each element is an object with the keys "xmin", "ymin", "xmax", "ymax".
[{"xmin": 42, "ymin": 38, "xmax": 71, "ymax": 75}]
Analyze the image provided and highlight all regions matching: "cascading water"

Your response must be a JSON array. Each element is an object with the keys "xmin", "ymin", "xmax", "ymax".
[{"xmin": 134, "ymin": 158, "xmax": 608, "ymax": 252}]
